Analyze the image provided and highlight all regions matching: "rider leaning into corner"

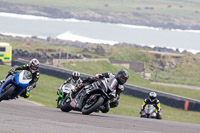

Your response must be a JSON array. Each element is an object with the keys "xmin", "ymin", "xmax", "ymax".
[
  {"xmin": 0, "ymin": 58, "xmax": 40, "ymax": 98},
  {"xmin": 140, "ymin": 92, "xmax": 162, "ymax": 119},
  {"xmin": 81, "ymin": 69, "xmax": 129, "ymax": 112},
  {"xmin": 57, "ymin": 71, "xmax": 83, "ymax": 108}
]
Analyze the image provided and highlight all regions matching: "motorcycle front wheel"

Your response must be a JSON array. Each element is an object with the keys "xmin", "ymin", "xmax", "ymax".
[
  {"xmin": 82, "ymin": 96, "xmax": 104, "ymax": 115},
  {"xmin": 60, "ymin": 99, "xmax": 72, "ymax": 112},
  {"xmin": 0, "ymin": 84, "xmax": 16, "ymax": 101}
]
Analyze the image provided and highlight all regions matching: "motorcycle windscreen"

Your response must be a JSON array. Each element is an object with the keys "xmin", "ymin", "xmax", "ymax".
[
  {"xmin": 105, "ymin": 78, "xmax": 118, "ymax": 92},
  {"xmin": 62, "ymin": 84, "xmax": 75, "ymax": 93},
  {"xmin": 145, "ymin": 105, "xmax": 156, "ymax": 115},
  {"xmin": 14, "ymin": 70, "xmax": 32, "ymax": 89}
]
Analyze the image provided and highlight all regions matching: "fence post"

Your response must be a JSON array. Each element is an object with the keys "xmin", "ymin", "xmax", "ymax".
[{"xmin": 184, "ymin": 100, "xmax": 189, "ymax": 111}]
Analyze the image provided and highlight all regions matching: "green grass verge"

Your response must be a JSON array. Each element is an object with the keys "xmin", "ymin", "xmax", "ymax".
[{"xmin": 1, "ymin": 65, "xmax": 200, "ymax": 124}]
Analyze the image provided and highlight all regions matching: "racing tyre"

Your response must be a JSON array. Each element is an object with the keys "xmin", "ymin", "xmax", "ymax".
[
  {"xmin": 60, "ymin": 99, "xmax": 72, "ymax": 112},
  {"xmin": 0, "ymin": 84, "xmax": 16, "ymax": 101},
  {"xmin": 82, "ymin": 96, "xmax": 104, "ymax": 115}
]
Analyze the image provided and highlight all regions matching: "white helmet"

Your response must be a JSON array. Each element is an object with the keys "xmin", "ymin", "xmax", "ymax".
[
  {"xmin": 29, "ymin": 58, "xmax": 40, "ymax": 73},
  {"xmin": 72, "ymin": 71, "xmax": 80, "ymax": 81},
  {"xmin": 149, "ymin": 92, "xmax": 157, "ymax": 102}
]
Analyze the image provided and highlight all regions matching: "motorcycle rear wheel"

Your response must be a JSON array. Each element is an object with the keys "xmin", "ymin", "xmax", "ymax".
[{"xmin": 82, "ymin": 96, "xmax": 104, "ymax": 115}]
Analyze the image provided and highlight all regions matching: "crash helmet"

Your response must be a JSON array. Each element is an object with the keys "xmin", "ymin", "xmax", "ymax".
[
  {"xmin": 116, "ymin": 69, "xmax": 129, "ymax": 85},
  {"xmin": 72, "ymin": 71, "xmax": 80, "ymax": 81},
  {"xmin": 149, "ymin": 92, "xmax": 157, "ymax": 102},
  {"xmin": 29, "ymin": 58, "xmax": 40, "ymax": 73}
]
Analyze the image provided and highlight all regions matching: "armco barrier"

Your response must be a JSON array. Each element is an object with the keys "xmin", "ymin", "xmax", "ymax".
[
  {"xmin": 12, "ymin": 59, "xmax": 200, "ymax": 111},
  {"xmin": 123, "ymin": 84, "xmax": 200, "ymax": 111}
]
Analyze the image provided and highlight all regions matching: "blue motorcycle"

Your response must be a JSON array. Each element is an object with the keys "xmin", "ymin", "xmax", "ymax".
[{"xmin": 0, "ymin": 70, "xmax": 32, "ymax": 101}]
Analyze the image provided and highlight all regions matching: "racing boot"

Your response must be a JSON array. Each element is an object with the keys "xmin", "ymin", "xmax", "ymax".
[
  {"xmin": 110, "ymin": 100, "xmax": 119, "ymax": 108},
  {"xmin": 20, "ymin": 90, "xmax": 30, "ymax": 98},
  {"xmin": 156, "ymin": 112, "xmax": 162, "ymax": 119},
  {"xmin": 99, "ymin": 103, "xmax": 110, "ymax": 113}
]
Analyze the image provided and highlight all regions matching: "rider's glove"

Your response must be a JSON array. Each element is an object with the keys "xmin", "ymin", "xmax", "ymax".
[
  {"xmin": 94, "ymin": 75, "xmax": 100, "ymax": 79},
  {"xmin": 75, "ymin": 82, "xmax": 83, "ymax": 91},
  {"xmin": 9, "ymin": 68, "xmax": 15, "ymax": 75}
]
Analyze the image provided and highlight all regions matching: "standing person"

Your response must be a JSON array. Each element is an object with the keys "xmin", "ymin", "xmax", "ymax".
[
  {"xmin": 0, "ymin": 58, "xmax": 40, "ymax": 98},
  {"xmin": 140, "ymin": 92, "xmax": 162, "ymax": 119},
  {"xmin": 57, "ymin": 71, "xmax": 83, "ymax": 108}
]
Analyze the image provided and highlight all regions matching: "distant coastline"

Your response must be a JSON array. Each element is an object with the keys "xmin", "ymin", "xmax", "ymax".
[
  {"xmin": 0, "ymin": 1, "xmax": 200, "ymax": 30},
  {"xmin": 1, "ymin": 12, "xmax": 200, "ymax": 34},
  {"xmin": 1, "ymin": 32, "xmax": 199, "ymax": 55}
]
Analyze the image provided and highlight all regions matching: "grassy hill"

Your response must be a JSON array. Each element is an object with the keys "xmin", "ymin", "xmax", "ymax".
[
  {"xmin": 1, "ymin": 0, "xmax": 199, "ymax": 18},
  {"xmin": 83, "ymin": 45, "xmax": 200, "ymax": 87},
  {"xmin": 2, "ymin": 38, "xmax": 200, "ymax": 88},
  {"xmin": 0, "ymin": 0, "xmax": 200, "ymax": 29},
  {"xmin": 1, "ymin": 65, "xmax": 200, "ymax": 124},
  {"xmin": 0, "ymin": 39, "xmax": 82, "ymax": 55},
  {"xmin": 2, "ymin": 38, "xmax": 200, "ymax": 101}
]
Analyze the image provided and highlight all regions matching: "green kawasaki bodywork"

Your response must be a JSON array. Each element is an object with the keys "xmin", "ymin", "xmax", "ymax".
[{"xmin": 57, "ymin": 88, "xmax": 64, "ymax": 107}]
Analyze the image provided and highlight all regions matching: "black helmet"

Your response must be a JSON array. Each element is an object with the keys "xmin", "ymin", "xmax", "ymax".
[
  {"xmin": 72, "ymin": 71, "xmax": 80, "ymax": 81},
  {"xmin": 116, "ymin": 69, "xmax": 129, "ymax": 85},
  {"xmin": 149, "ymin": 92, "xmax": 157, "ymax": 102}
]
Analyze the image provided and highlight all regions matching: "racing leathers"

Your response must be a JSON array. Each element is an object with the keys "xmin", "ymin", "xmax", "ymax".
[
  {"xmin": 95, "ymin": 72, "xmax": 124, "ymax": 107},
  {"xmin": 141, "ymin": 98, "xmax": 161, "ymax": 119},
  {"xmin": 81, "ymin": 72, "xmax": 124, "ymax": 112},
  {"xmin": 57, "ymin": 77, "xmax": 82, "ymax": 108},
  {"xmin": 74, "ymin": 73, "xmax": 124, "ymax": 113},
  {"xmin": 4, "ymin": 64, "xmax": 39, "ymax": 98}
]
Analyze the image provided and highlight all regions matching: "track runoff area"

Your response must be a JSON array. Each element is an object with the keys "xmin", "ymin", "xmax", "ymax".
[{"xmin": 0, "ymin": 99, "xmax": 200, "ymax": 133}]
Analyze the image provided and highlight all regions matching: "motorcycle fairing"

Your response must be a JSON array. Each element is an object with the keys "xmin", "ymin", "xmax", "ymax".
[
  {"xmin": 0, "ymin": 70, "xmax": 31, "ymax": 99},
  {"xmin": 0, "ymin": 75, "xmax": 14, "ymax": 95}
]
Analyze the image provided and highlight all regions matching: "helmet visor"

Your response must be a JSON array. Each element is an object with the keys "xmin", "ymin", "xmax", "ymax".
[
  {"xmin": 150, "ymin": 96, "xmax": 156, "ymax": 100},
  {"xmin": 120, "ymin": 77, "xmax": 127, "ymax": 84},
  {"xmin": 31, "ymin": 66, "xmax": 38, "ymax": 70},
  {"xmin": 73, "ymin": 76, "xmax": 79, "ymax": 81}
]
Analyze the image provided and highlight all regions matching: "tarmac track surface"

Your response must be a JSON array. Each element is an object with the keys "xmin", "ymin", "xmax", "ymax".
[{"xmin": 0, "ymin": 99, "xmax": 200, "ymax": 133}]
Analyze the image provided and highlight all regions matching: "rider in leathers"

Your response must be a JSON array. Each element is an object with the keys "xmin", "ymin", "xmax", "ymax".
[
  {"xmin": 75, "ymin": 69, "xmax": 129, "ymax": 112},
  {"xmin": 57, "ymin": 71, "xmax": 82, "ymax": 108},
  {"xmin": 0, "ymin": 58, "xmax": 40, "ymax": 98},
  {"xmin": 94, "ymin": 72, "xmax": 125, "ymax": 110},
  {"xmin": 140, "ymin": 92, "xmax": 162, "ymax": 119}
]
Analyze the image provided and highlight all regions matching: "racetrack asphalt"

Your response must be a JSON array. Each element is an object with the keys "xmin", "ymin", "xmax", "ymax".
[{"xmin": 0, "ymin": 99, "xmax": 200, "ymax": 133}]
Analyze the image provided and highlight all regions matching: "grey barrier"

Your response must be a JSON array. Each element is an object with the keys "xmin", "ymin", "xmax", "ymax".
[{"xmin": 12, "ymin": 59, "xmax": 200, "ymax": 111}]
